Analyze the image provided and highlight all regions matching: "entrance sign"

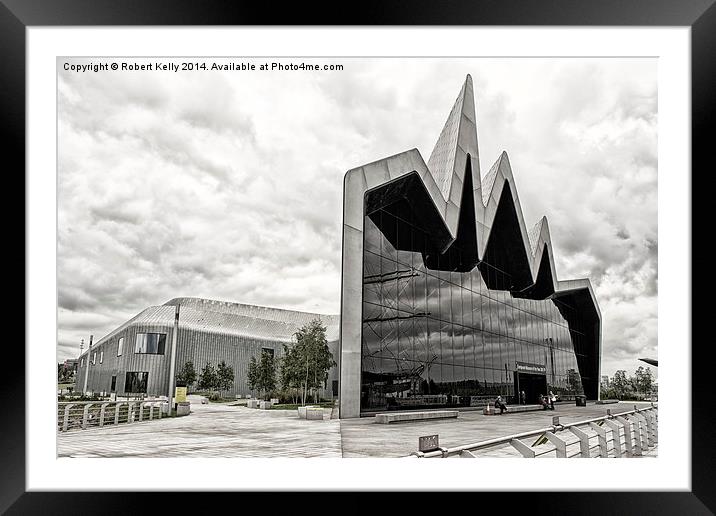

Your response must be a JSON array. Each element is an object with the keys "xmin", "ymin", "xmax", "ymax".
[
  {"xmin": 516, "ymin": 362, "xmax": 546, "ymax": 374},
  {"xmin": 419, "ymin": 434, "xmax": 439, "ymax": 452},
  {"xmin": 175, "ymin": 386, "xmax": 187, "ymax": 403}
]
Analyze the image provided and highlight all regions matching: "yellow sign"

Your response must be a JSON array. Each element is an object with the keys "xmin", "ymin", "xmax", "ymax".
[{"xmin": 175, "ymin": 386, "xmax": 187, "ymax": 403}]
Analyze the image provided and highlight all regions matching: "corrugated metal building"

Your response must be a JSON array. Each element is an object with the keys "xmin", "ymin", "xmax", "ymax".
[{"xmin": 75, "ymin": 297, "xmax": 340, "ymax": 399}]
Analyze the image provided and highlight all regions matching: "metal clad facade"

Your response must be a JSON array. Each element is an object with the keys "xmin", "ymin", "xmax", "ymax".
[
  {"xmin": 76, "ymin": 322, "xmax": 174, "ymax": 396},
  {"xmin": 75, "ymin": 298, "xmax": 340, "ymax": 398}
]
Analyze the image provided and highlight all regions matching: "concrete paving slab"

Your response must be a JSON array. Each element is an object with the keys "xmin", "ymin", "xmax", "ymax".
[{"xmin": 57, "ymin": 402, "xmax": 341, "ymax": 458}]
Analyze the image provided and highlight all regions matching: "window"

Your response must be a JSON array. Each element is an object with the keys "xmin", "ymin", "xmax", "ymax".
[
  {"xmin": 359, "ymin": 205, "xmax": 588, "ymax": 412},
  {"xmin": 91, "ymin": 352, "xmax": 96, "ymax": 365},
  {"xmin": 99, "ymin": 351, "xmax": 104, "ymax": 364},
  {"xmin": 80, "ymin": 358, "xmax": 84, "ymax": 368},
  {"xmin": 134, "ymin": 333, "xmax": 167, "ymax": 354},
  {"xmin": 110, "ymin": 375, "xmax": 117, "ymax": 392},
  {"xmin": 117, "ymin": 337, "xmax": 124, "ymax": 356},
  {"xmin": 125, "ymin": 372, "xmax": 149, "ymax": 393}
]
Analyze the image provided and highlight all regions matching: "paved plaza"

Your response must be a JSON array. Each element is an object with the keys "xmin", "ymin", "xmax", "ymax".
[
  {"xmin": 57, "ymin": 400, "xmax": 656, "ymax": 458},
  {"xmin": 340, "ymin": 401, "xmax": 656, "ymax": 458},
  {"xmin": 57, "ymin": 401, "xmax": 342, "ymax": 458}
]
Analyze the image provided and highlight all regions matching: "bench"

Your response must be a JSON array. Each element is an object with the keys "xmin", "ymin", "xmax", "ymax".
[
  {"xmin": 306, "ymin": 408, "xmax": 324, "ymax": 420},
  {"xmin": 297, "ymin": 406, "xmax": 318, "ymax": 418},
  {"xmin": 595, "ymin": 399, "xmax": 619, "ymax": 404},
  {"xmin": 483, "ymin": 404, "xmax": 544, "ymax": 415},
  {"xmin": 375, "ymin": 410, "xmax": 459, "ymax": 424}
]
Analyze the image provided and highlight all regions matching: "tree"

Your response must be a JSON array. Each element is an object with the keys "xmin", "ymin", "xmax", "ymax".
[
  {"xmin": 280, "ymin": 343, "xmax": 304, "ymax": 403},
  {"xmin": 632, "ymin": 366, "xmax": 654, "ymax": 400},
  {"xmin": 197, "ymin": 362, "xmax": 217, "ymax": 392},
  {"xmin": 258, "ymin": 351, "xmax": 277, "ymax": 400},
  {"xmin": 247, "ymin": 350, "xmax": 277, "ymax": 400},
  {"xmin": 288, "ymin": 318, "xmax": 336, "ymax": 405},
  {"xmin": 611, "ymin": 370, "xmax": 630, "ymax": 399},
  {"xmin": 57, "ymin": 363, "xmax": 66, "ymax": 382},
  {"xmin": 216, "ymin": 361, "xmax": 235, "ymax": 398},
  {"xmin": 57, "ymin": 363, "xmax": 75, "ymax": 384},
  {"xmin": 176, "ymin": 360, "xmax": 197, "ymax": 390},
  {"xmin": 247, "ymin": 356, "xmax": 259, "ymax": 397}
]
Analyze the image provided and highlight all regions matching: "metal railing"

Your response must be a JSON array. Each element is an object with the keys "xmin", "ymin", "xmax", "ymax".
[
  {"xmin": 411, "ymin": 404, "xmax": 658, "ymax": 458},
  {"xmin": 57, "ymin": 400, "xmax": 169, "ymax": 432}
]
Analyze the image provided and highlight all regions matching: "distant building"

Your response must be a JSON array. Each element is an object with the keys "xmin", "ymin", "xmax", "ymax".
[
  {"xmin": 75, "ymin": 297, "xmax": 339, "ymax": 398},
  {"xmin": 63, "ymin": 358, "xmax": 79, "ymax": 374}
]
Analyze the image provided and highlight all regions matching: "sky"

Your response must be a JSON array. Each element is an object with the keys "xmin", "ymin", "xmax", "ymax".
[{"xmin": 57, "ymin": 57, "xmax": 657, "ymax": 379}]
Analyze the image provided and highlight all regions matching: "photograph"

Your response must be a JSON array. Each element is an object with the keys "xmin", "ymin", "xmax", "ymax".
[
  {"xmin": 55, "ymin": 56, "xmax": 659, "ymax": 460},
  {"xmin": 2, "ymin": 0, "xmax": 709, "ymax": 505}
]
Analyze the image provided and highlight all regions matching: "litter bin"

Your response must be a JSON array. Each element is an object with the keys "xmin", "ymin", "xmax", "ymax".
[{"xmin": 575, "ymin": 395, "xmax": 587, "ymax": 406}]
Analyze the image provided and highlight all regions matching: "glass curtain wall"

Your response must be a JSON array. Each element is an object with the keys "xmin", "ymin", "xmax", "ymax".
[{"xmin": 360, "ymin": 205, "xmax": 586, "ymax": 413}]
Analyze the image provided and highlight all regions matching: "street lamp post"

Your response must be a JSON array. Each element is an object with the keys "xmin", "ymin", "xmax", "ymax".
[
  {"xmin": 545, "ymin": 337, "xmax": 555, "ymax": 387},
  {"xmin": 166, "ymin": 304, "xmax": 180, "ymax": 413},
  {"xmin": 82, "ymin": 335, "xmax": 93, "ymax": 394}
]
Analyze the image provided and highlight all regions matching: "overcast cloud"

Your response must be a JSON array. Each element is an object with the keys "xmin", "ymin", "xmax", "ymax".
[{"xmin": 57, "ymin": 57, "xmax": 657, "ymax": 379}]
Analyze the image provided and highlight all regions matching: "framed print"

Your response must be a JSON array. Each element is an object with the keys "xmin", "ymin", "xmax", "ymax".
[{"xmin": 5, "ymin": 0, "xmax": 713, "ymax": 512}]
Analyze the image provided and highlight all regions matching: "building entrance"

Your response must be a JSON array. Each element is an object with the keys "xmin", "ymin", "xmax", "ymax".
[{"xmin": 515, "ymin": 372, "xmax": 547, "ymax": 405}]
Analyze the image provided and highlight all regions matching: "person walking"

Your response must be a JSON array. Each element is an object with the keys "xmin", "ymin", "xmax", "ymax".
[{"xmin": 549, "ymin": 390, "xmax": 556, "ymax": 410}]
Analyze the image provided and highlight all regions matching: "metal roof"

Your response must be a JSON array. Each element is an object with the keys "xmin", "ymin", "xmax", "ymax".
[{"xmin": 90, "ymin": 298, "xmax": 339, "ymax": 350}]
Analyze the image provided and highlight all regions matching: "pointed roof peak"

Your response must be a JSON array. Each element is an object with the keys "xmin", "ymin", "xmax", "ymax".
[{"xmin": 427, "ymin": 75, "xmax": 479, "ymax": 200}]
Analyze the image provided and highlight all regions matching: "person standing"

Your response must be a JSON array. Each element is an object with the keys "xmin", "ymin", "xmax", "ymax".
[
  {"xmin": 520, "ymin": 390, "xmax": 526, "ymax": 405},
  {"xmin": 549, "ymin": 390, "xmax": 556, "ymax": 410}
]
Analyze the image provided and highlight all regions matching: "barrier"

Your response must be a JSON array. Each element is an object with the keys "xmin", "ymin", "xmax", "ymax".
[
  {"xmin": 411, "ymin": 405, "xmax": 658, "ymax": 459},
  {"xmin": 58, "ymin": 400, "xmax": 169, "ymax": 432}
]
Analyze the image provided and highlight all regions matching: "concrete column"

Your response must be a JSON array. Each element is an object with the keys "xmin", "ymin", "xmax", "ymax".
[
  {"xmin": 62, "ymin": 404, "xmax": 73, "ymax": 432},
  {"xmin": 570, "ymin": 426, "xmax": 591, "ymax": 457},
  {"xmin": 510, "ymin": 438, "xmax": 536, "ymax": 458},
  {"xmin": 604, "ymin": 419, "xmax": 623, "ymax": 457},
  {"xmin": 544, "ymin": 431, "xmax": 567, "ymax": 458},
  {"xmin": 616, "ymin": 416, "xmax": 636, "ymax": 456},
  {"xmin": 589, "ymin": 422, "xmax": 609, "ymax": 457},
  {"xmin": 99, "ymin": 403, "xmax": 109, "ymax": 427}
]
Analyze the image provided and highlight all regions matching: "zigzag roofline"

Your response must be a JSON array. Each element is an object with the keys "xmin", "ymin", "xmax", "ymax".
[{"xmin": 342, "ymin": 75, "xmax": 598, "ymax": 315}]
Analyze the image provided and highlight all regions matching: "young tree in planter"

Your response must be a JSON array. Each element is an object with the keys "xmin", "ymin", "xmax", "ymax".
[
  {"xmin": 216, "ymin": 360, "xmax": 235, "ymax": 399},
  {"xmin": 247, "ymin": 356, "xmax": 259, "ymax": 398},
  {"xmin": 197, "ymin": 362, "xmax": 217, "ymax": 393},
  {"xmin": 280, "ymin": 343, "xmax": 303, "ymax": 403},
  {"xmin": 292, "ymin": 318, "xmax": 336, "ymax": 405},
  {"xmin": 257, "ymin": 350, "xmax": 277, "ymax": 401},
  {"xmin": 176, "ymin": 360, "xmax": 197, "ymax": 391}
]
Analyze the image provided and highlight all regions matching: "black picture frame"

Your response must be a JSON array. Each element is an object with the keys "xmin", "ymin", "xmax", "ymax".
[{"xmin": 5, "ymin": 1, "xmax": 711, "ymax": 513}]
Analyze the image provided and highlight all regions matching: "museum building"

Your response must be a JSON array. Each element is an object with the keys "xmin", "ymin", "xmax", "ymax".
[
  {"xmin": 338, "ymin": 75, "xmax": 601, "ymax": 418},
  {"xmin": 75, "ymin": 297, "xmax": 340, "ymax": 399}
]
